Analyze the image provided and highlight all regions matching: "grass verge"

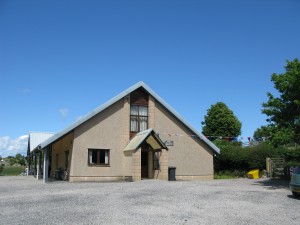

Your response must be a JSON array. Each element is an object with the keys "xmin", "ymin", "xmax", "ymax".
[
  {"xmin": 214, "ymin": 174, "xmax": 237, "ymax": 179},
  {"xmin": 214, "ymin": 170, "xmax": 247, "ymax": 179},
  {"xmin": 0, "ymin": 166, "xmax": 25, "ymax": 176}
]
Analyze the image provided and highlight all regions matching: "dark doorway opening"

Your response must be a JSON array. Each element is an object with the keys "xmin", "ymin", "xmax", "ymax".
[{"xmin": 141, "ymin": 151, "xmax": 148, "ymax": 179}]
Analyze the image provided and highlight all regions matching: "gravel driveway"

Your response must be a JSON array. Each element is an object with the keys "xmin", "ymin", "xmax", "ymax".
[{"xmin": 0, "ymin": 176, "xmax": 299, "ymax": 225}]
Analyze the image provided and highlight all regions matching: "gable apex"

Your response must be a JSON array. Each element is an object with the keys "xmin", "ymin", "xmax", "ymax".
[{"xmin": 40, "ymin": 81, "xmax": 219, "ymax": 154}]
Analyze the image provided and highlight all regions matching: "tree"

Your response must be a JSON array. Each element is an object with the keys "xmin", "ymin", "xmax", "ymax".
[
  {"xmin": 262, "ymin": 58, "xmax": 300, "ymax": 145},
  {"xmin": 253, "ymin": 124, "xmax": 275, "ymax": 143},
  {"xmin": 15, "ymin": 153, "xmax": 26, "ymax": 166},
  {"xmin": 15, "ymin": 153, "xmax": 22, "ymax": 161},
  {"xmin": 8, "ymin": 157, "xmax": 17, "ymax": 166},
  {"xmin": 202, "ymin": 102, "xmax": 242, "ymax": 138},
  {"xmin": 6, "ymin": 154, "xmax": 26, "ymax": 166},
  {"xmin": 254, "ymin": 125, "xmax": 272, "ymax": 139}
]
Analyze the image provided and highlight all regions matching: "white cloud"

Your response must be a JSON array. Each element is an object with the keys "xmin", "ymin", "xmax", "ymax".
[
  {"xmin": 19, "ymin": 135, "xmax": 28, "ymax": 140},
  {"xmin": 0, "ymin": 135, "xmax": 28, "ymax": 157},
  {"xmin": 0, "ymin": 136, "xmax": 10, "ymax": 149},
  {"xmin": 59, "ymin": 107, "xmax": 69, "ymax": 119}
]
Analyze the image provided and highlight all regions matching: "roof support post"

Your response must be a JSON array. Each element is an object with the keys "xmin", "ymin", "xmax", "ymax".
[
  {"xmin": 34, "ymin": 153, "xmax": 37, "ymax": 177},
  {"xmin": 37, "ymin": 152, "xmax": 41, "ymax": 180},
  {"xmin": 43, "ymin": 148, "xmax": 49, "ymax": 183},
  {"xmin": 27, "ymin": 154, "xmax": 31, "ymax": 176}
]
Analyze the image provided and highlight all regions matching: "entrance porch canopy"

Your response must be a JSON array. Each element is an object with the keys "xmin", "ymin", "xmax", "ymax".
[{"xmin": 124, "ymin": 128, "xmax": 168, "ymax": 152}]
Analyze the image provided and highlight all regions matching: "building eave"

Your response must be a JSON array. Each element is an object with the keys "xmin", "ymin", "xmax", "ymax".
[{"xmin": 40, "ymin": 81, "xmax": 220, "ymax": 154}]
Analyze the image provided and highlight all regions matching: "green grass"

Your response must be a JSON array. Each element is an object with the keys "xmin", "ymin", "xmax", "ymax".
[
  {"xmin": 214, "ymin": 170, "xmax": 247, "ymax": 179},
  {"xmin": 0, "ymin": 166, "xmax": 25, "ymax": 176},
  {"xmin": 214, "ymin": 174, "xmax": 237, "ymax": 179}
]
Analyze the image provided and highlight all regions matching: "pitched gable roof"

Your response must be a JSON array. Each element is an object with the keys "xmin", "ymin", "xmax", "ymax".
[
  {"xmin": 28, "ymin": 132, "xmax": 54, "ymax": 152},
  {"xmin": 41, "ymin": 81, "xmax": 220, "ymax": 154},
  {"xmin": 124, "ymin": 128, "xmax": 168, "ymax": 151}
]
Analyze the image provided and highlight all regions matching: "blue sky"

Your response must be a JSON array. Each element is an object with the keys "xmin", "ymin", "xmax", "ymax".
[{"xmin": 0, "ymin": 0, "xmax": 299, "ymax": 157}]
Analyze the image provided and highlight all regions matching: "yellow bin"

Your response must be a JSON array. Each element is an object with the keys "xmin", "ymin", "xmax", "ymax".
[{"xmin": 248, "ymin": 169, "xmax": 259, "ymax": 179}]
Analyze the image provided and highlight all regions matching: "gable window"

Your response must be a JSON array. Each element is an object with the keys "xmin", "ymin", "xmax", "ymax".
[
  {"xmin": 130, "ymin": 106, "xmax": 148, "ymax": 132},
  {"xmin": 88, "ymin": 149, "xmax": 110, "ymax": 166}
]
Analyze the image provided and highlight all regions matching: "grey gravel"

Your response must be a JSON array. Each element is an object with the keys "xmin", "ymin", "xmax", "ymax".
[{"xmin": 0, "ymin": 176, "xmax": 299, "ymax": 225}]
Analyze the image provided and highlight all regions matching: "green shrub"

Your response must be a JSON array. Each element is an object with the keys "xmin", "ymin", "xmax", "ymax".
[
  {"xmin": 213, "ymin": 137, "xmax": 300, "ymax": 178},
  {"xmin": 214, "ymin": 170, "xmax": 248, "ymax": 179},
  {"xmin": 247, "ymin": 144, "xmax": 281, "ymax": 170},
  {"xmin": 214, "ymin": 142, "xmax": 288, "ymax": 173},
  {"xmin": 214, "ymin": 141, "xmax": 249, "ymax": 172},
  {"xmin": 280, "ymin": 148, "xmax": 300, "ymax": 164},
  {"xmin": 0, "ymin": 164, "xmax": 4, "ymax": 174},
  {"xmin": 287, "ymin": 161, "xmax": 300, "ymax": 167}
]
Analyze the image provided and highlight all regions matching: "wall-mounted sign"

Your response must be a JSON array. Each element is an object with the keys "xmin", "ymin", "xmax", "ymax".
[{"xmin": 164, "ymin": 140, "xmax": 174, "ymax": 146}]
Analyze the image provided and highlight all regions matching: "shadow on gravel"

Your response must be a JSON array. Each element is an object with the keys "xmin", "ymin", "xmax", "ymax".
[
  {"xmin": 287, "ymin": 194, "xmax": 300, "ymax": 200},
  {"xmin": 252, "ymin": 178, "xmax": 290, "ymax": 190}
]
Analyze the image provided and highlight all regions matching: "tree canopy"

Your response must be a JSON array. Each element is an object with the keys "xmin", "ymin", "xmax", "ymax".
[
  {"xmin": 261, "ymin": 58, "xmax": 300, "ymax": 145},
  {"xmin": 7, "ymin": 153, "xmax": 26, "ymax": 166},
  {"xmin": 253, "ymin": 125, "xmax": 272, "ymax": 139},
  {"xmin": 254, "ymin": 125, "xmax": 295, "ymax": 147},
  {"xmin": 202, "ymin": 102, "xmax": 242, "ymax": 137}
]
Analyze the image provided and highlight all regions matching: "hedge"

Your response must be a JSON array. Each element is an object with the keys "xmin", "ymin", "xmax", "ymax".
[{"xmin": 214, "ymin": 140, "xmax": 300, "ymax": 172}]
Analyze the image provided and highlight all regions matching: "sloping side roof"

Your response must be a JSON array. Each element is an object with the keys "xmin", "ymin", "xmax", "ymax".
[
  {"xmin": 28, "ymin": 132, "xmax": 54, "ymax": 152},
  {"xmin": 124, "ymin": 128, "xmax": 167, "ymax": 151},
  {"xmin": 40, "ymin": 81, "xmax": 220, "ymax": 154}
]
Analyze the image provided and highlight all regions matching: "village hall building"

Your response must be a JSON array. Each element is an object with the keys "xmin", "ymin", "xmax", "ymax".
[{"xmin": 27, "ymin": 81, "xmax": 220, "ymax": 183}]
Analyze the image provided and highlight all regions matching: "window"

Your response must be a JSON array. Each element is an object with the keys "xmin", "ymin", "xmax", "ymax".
[
  {"xmin": 130, "ymin": 105, "xmax": 148, "ymax": 132},
  {"xmin": 88, "ymin": 149, "xmax": 110, "ymax": 166},
  {"xmin": 153, "ymin": 152, "xmax": 160, "ymax": 170}
]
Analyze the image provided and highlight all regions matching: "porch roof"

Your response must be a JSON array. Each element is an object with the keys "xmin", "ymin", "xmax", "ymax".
[{"xmin": 124, "ymin": 128, "xmax": 168, "ymax": 151}]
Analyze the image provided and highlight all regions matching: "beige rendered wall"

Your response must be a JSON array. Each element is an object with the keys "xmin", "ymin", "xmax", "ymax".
[
  {"xmin": 70, "ymin": 98, "xmax": 132, "ymax": 182},
  {"xmin": 132, "ymin": 149, "xmax": 141, "ymax": 181},
  {"xmin": 147, "ymin": 96, "xmax": 169, "ymax": 180},
  {"xmin": 154, "ymin": 102, "xmax": 214, "ymax": 180},
  {"xmin": 121, "ymin": 95, "xmax": 132, "ymax": 178},
  {"xmin": 51, "ymin": 132, "xmax": 74, "ymax": 177},
  {"xmin": 57, "ymin": 92, "xmax": 214, "ymax": 182}
]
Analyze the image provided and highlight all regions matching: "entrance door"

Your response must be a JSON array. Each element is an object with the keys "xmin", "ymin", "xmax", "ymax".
[{"xmin": 141, "ymin": 151, "xmax": 148, "ymax": 179}]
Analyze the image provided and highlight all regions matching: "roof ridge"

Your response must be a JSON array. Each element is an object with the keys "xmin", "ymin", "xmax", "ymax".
[
  {"xmin": 39, "ymin": 81, "xmax": 219, "ymax": 154},
  {"xmin": 29, "ymin": 131, "xmax": 55, "ymax": 134}
]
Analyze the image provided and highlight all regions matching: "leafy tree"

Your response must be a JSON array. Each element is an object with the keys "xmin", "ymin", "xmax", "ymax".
[
  {"xmin": 15, "ymin": 153, "xmax": 22, "ymax": 161},
  {"xmin": 254, "ymin": 125, "xmax": 296, "ymax": 147},
  {"xmin": 262, "ymin": 58, "xmax": 300, "ymax": 145},
  {"xmin": 8, "ymin": 158, "xmax": 17, "ymax": 166},
  {"xmin": 6, "ymin": 154, "xmax": 26, "ymax": 166},
  {"xmin": 15, "ymin": 153, "xmax": 26, "ymax": 166},
  {"xmin": 202, "ymin": 102, "xmax": 242, "ymax": 138},
  {"xmin": 270, "ymin": 127, "xmax": 295, "ymax": 147},
  {"xmin": 253, "ymin": 125, "xmax": 273, "ymax": 139}
]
